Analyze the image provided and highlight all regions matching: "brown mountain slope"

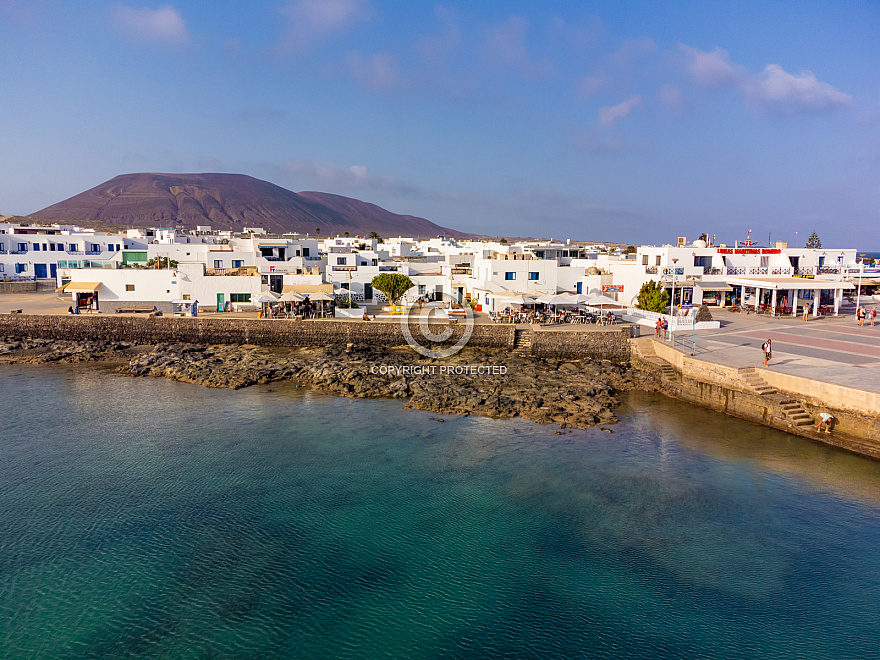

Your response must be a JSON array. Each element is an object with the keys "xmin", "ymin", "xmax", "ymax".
[{"xmin": 28, "ymin": 173, "xmax": 472, "ymax": 238}]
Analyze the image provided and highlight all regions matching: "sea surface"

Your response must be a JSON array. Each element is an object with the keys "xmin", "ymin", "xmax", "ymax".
[{"xmin": 1, "ymin": 365, "xmax": 879, "ymax": 659}]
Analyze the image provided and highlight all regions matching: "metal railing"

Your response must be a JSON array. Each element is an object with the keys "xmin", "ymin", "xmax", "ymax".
[{"xmin": 627, "ymin": 306, "xmax": 694, "ymax": 329}]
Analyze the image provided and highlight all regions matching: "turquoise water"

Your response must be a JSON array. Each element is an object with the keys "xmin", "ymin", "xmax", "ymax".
[{"xmin": 1, "ymin": 366, "xmax": 880, "ymax": 659}]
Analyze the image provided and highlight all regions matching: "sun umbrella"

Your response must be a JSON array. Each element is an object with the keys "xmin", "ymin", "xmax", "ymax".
[
  {"xmin": 583, "ymin": 293, "xmax": 619, "ymax": 307},
  {"xmin": 279, "ymin": 291, "xmax": 306, "ymax": 302}
]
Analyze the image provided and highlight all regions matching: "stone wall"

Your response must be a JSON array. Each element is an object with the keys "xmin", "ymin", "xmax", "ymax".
[
  {"xmin": 0, "ymin": 281, "xmax": 36, "ymax": 294},
  {"xmin": 0, "ymin": 313, "xmax": 517, "ymax": 349},
  {"xmin": 531, "ymin": 327, "xmax": 631, "ymax": 362}
]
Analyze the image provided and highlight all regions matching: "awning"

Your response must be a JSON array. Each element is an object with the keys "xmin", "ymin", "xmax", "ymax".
[
  {"xmin": 64, "ymin": 282, "xmax": 101, "ymax": 292},
  {"xmin": 695, "ymin": 282, "xmax": 733, "ymax": 292},
  {"xmin": 726, "ymin": 277, "xmax": 854, "ymax": 291},
  {"xmin": 281, "ymin": 283, "xmax": 333, "ymax": 294}
]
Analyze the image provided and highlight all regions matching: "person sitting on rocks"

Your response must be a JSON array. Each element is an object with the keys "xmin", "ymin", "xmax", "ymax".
[
  {"xmin": 816, "ymin": 412, "xmax": 834, "ymax": 434},
  {"xmin": 363, "ymin": 311, "xmax": 371, "ymax": 321}
]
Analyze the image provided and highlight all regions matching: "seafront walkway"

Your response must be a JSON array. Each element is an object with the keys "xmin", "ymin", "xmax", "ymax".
[{"xmin": 645, "ymin": 302, "xmax": 880, "ymax": 398}]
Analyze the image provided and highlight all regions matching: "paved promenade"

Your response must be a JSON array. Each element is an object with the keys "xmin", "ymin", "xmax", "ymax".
[{"xmin": 657, "ymin": 302, "xmax": 880, "ymax": 396}]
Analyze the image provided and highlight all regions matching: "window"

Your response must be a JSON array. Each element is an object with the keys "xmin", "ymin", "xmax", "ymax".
[
  {"xmin": 655, "ymin": 255, "xmax": 661, "ymax": 266},
  {"xmin": 214, "ymin": 260, "xmax": 222, "ymax": 268},
  {"xmin": 69, "ymin": 244, "xmax": 76, "ymax": 251},
  {"xmin": 528, "ymin": 272, "xmax": 539, "ymax": 280},
  {"xmin": 18, "ymin": 243, "xmax": 27, "ymax": 251},
  {"xmin": 232, "ymin": 260, "xmax": 243, "ymax": 268},
  {"xmin": 295, "ymin": 249, "xmax": 300, "ymax": 257},
  {"xmin": 125, "ymin": 284, "xmax": 135, "ymax": 291},
  {"xmin": 15, "ymin": 263, "xmax": 26, "ymax": 273},
  {"xmin": 535, "ymin": 251, "xmax": 544, "ymax": 258},
  {"xmin": 642, "ymin": 255, "xmax": 648, "ymax": 265},
  {"xmin": 418, "ymin": 284, "xmax": 426, "ymax": 295},
  {"xmin": 302, "ymin": 248, "xmax": 310, "ymax": 257},
  {"xmin": 0, "ymin": 264, "xmax": 4, "ymax": 272},
  {"xmin": 337, "ymin": 257, "xmax": 346, "ymax": 265},
  {"xmin": 182, "ymin": 294, "xmax": 191, "ymax": 300},
  {"xmin": 694, "ymin": 256, "xmax": 710, "ymax": 267},
  {"xmin": 33, "ymin": 243, "xmax": 40, "ymax": 251},
  {"xmin": 230, "ymin": 293, "xmax": 251, "ymax": 303},
  {"xmin": 43, "ymin": 243, "xmax": 48, "ymax": 250},
  {"xmin": 505, "ymin": 272, "xmax": 516, "ymax": 280}
]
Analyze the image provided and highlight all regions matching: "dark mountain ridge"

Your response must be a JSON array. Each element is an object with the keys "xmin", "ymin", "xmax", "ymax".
[{"xmin": 28, "ymin": 173, "xmax": 472, "ymax": 238}]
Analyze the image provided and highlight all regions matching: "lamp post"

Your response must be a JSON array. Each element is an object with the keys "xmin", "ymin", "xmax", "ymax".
[
  {"xmin": 670, "ymin": 258, "xmax": 679, "ymax": 315},
  {"xmin": 856, "ymin": 255, "xmax": 864, "ymax": 314}
]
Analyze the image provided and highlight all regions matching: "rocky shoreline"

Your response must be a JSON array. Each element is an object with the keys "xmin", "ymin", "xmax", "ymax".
[{"xmin": 0, "ymin": 336, "xmax": 655, "ymax": 429}]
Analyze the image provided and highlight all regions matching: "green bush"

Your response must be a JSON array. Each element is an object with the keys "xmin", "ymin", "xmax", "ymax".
[{"xmin": 636, "ymin": 280, "xmax": 670, "ymax": 313}]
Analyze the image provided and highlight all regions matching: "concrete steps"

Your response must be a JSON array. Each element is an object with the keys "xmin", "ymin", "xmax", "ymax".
[
  {"xmin": 779, "ymin": 399, "xmax": 814, "ymax": 426},
  {"xmin": 513, "ymin": 329, "xmax": 532, "ymax": 356},
  {"xmin": 739, "ymin": 367, "xmax": 778, "ymax": 396},
  {"xmin": 637, "ymin": 339, "xmax": 679, "ymax": 380}
]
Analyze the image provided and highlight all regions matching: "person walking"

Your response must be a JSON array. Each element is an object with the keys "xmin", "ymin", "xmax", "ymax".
[
  {"xmin": 762, "ymin": 338, "xmax": 772, "ymax": 366},
  {"xmin": 655, "ymin": 318, "xmax": 662, "ymax": 338},
  {"xmin": 871, "ymin": 307, "xmax": 877, "ymax": 327},
  {"xmin": 856, "ymin": 306, "xmax": 864, "ymax": 326}
]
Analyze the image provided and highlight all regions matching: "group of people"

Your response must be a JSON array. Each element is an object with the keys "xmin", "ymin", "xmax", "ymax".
[
  {"xmin": 855, "ymin": 305, "xmax": 876, "ymax": 327},
  {"xmin": 654, "ymin": 317, "xmax": 669, "ymax": 339}
]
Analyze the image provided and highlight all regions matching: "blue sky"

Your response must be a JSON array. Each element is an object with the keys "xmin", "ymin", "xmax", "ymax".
[{"xmin": 1, "ymin": 1, "xmax": 879, "ymax": 248}]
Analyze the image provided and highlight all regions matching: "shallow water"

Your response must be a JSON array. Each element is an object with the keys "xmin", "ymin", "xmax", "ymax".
[{"xmin": 1, "ymin": 365, "xmax": 879, "ymax": 658}]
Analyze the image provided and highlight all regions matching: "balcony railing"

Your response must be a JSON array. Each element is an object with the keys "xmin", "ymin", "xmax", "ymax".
[
  {"xmin": 67, "ymin": 250, "xmax": 84, "ymax": 255},
  {"xmin": 794, "ymin": 267, "xmax": 815, "ymax": 276},
  {"xmin": 817, "ymin": 266, "xmax": 841, "ymax": 274},
  {"xmin": 332, "ymin": 265, "xmax": 357, "ymax": 271},
  {"xmin": 748, "ymin": 267, "xmax": 768, "ymax": 275},
  {"xmin": 771, "ymin": 267, "xmax": 792, "ymax": 275},
  {"xmin": 644, "ymin": 266, "xmax": 658, "ymax": 274},
  {"xmin": 702, "ymin": 267, "xmax": 723, "ymax": 275},
  {"xmin": 451, "ymin": 268, "xmax": 471, "ymax": 275},
  {"xmin": 726, "ymin": 267, "xmax": 746, "ymax": 275},
  {"xmin": 10, "ymin": 249, "xmax": 28, "ymax": 255}
]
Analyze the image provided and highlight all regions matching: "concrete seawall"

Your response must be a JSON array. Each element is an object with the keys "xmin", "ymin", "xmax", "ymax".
[
  {"xmin": 0, "ymin": 314, "xmax": 633, "ymax": 361},
  {"xmin": 633, "ymin": 338, "xmax": 880, "ymax": 459}
]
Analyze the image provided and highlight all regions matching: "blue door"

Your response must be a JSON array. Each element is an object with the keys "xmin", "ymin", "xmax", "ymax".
[
  {"xmin": 50, "ymin": 264, "xmax": 57, "ymax": 279},
  {"xmin": 576, "ymin": 282, "xmax": 582, "ymax": 294},
  {"xmin": 34, "ymin": 264, "xmax": 47, "ymax": 278}
]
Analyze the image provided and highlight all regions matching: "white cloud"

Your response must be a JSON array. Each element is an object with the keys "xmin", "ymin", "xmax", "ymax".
[
  {"xmin": 482, "ymin": 15, "xmax": 553, "ymax": 78},
  {"xmin": 277, "ymin": 0, "xmax": 370, "ymax": 52},
  {"xmin": 282, "ymin": 160, "xmax": 411, "ymax": 194},
  {"xmin": 746, "ymin": 64, "xmax": 852, "ymax": 115},
  {"xmin": 599, "ymin": 95, "xmax": 643, "ymax": 127},
  {"xmin": 679, "ymin": 43, "xmax": 851, "ymax": 116},
  {"xmin": 680, "ymin": 45, "xmax": 740, "ymax": 89},
  {"xmin": 111, "ymin": 3, "xmax": 190, "ymax": 46},
  {"xmin": 345, "ymin": 52, "xmax": 398, "ymax": 92}
]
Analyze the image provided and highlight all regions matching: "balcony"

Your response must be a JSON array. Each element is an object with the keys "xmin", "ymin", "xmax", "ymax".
[
  {"xmin": 748, "ymin": 267, "xmax": 768, "ymax": 275},
  {"xmin": 702, "ymin": 267, "xmax": 723, "ymax": 275},
  {"xmin": 771, "ymin": 268, "xmax": 792, "ymax": 275},
  {"xmin": 817, "ymin": 266, "xmax": 841, "ymax": 275},
  {"xmin": 10, "ymin": 250, "xmax": 28, "ymax": 255},
  {"xmin": 67, "ymin": 250, "xmax": 84, "ymax": 255},
  {"xmin": 332, "ymin": 265, "xmax": 358, "ymax": 271},
  {"xmin": 726, "ymin": 267, "xmax": 746, "ymax": 275},
  {"xmin": 451, "ymin": 268, "xmax": 472, "ymax": 275}
]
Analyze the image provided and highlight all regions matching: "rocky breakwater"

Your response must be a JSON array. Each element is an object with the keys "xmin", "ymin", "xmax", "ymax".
[
  {"xmin": 0, "ymin": 336, "xmax": 651, "ymax": 429},
  {"xmin": 121, "ymin": 342, "xmax": 643, "ymax": 428}
]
